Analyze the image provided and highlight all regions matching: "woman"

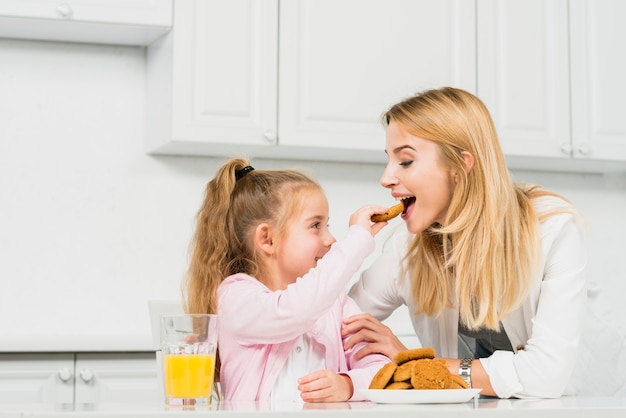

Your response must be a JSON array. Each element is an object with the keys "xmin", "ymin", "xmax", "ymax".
[{"xmin": 343, "ymin": 87, "xmax": 587, "ymax": 398}]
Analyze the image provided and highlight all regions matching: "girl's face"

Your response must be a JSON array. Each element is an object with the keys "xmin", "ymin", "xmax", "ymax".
[
  {"xmin": 380, "ymin": 121, "xmax": 458, "ymax": 233},
  {"xmin": 274, "ymin": 189, "xmax": 336, "ymax": 288}
]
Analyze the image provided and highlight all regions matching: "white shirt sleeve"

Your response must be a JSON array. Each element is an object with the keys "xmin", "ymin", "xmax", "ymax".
[
  {"xmin": 348, "ymin": 229, "xmax": 411, "ymax": 320},
  {"xmin": 482, "ymin": 213, "xmax": 587, "ymax": 398}
]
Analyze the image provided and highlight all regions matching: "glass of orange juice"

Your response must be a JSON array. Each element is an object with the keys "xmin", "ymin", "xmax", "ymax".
[{"xmin": 160, "ymin": 314, "xmax": 218, "ymax": 406}]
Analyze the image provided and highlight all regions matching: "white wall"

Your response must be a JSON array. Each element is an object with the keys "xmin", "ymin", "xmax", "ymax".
[{"xmin": 0, "ymin": 39, "xmax": 624, "ymax": 392}]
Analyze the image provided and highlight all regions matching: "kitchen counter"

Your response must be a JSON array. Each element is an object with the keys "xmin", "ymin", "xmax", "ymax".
[{"xmin": 1, "ymin": 397, "xmax": 626, "ymax": 418}]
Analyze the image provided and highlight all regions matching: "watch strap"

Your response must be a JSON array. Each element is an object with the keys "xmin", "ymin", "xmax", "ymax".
[{"xmin": 459, "ymin": 358, "xmax": 472, "ymax": 388}]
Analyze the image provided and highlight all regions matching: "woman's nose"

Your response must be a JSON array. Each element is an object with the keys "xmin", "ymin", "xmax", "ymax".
[{"xmin": 380, "ymin": 165, "xmax": 397, "ymax": 188}]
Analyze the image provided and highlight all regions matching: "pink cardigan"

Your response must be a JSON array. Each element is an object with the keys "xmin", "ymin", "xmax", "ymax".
[{"xmin": 217, "ymin": 225, "xmax": 391, "ymax": 402}]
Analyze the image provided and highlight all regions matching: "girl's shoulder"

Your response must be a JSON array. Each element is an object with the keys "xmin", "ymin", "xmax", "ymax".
[{"xmin": 219, "ymin": 273, "xmax": 268, "ymax": 291}]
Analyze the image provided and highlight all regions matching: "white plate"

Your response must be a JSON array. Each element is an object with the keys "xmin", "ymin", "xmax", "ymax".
[{"xmin": 359, "ymin": 388, "xmax": 482, "ymax": 404}]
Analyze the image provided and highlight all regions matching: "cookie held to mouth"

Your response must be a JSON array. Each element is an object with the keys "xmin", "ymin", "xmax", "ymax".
[{"xmin": 371, "ymin": 202, "xmax": 404, "ymax": 223}]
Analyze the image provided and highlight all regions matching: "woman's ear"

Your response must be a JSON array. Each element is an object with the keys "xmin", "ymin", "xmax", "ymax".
[
  {"xmin": 461, "ymin": 150, "xmax": 475, "ymax": 174},
  {"xmin": 255, "ymin": 223, "xmax": 274, "ymax": 256}
]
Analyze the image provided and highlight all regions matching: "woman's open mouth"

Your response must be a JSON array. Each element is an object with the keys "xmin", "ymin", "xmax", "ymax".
[{"xmin": 401, "ymin": 196, "xmax": 416, "ymax": 215}]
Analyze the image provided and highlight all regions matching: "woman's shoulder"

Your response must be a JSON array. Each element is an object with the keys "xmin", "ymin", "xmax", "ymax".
[
  {"xmin": 531, "ymin": 193, "xmax": 574, "ymax": 212},
  {"xmin": 530, "ymin": 193, "xmax": 586, "ymax": 241}
]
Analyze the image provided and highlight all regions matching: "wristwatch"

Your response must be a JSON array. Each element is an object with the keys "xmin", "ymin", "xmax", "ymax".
[{"xmin": 459, "ymin": 358, "xmax": 472, "ymax": 388}]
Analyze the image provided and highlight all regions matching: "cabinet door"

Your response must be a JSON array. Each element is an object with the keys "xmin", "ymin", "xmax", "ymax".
[
  {"xmin": 278, "ymin": 0, "xmax": 476, "ymax": 164},
  {"xmin": 0, "ymin": 354, "xmax": 74, "ymax": 404},
  {"xmin": 477, "ymin": 0, "xmax": 571, "ymax": 159},
  {"xmin": 73, "ymin": 353, "xmax": 158, "ymax": 405},
  {"xmin": 0, "ymin": 0, "xmax": 171, "ymax": 26},
  {"xmin": 145, "ymin": 0, "xmax": 279, "ymax": 156},
  {"xmin": 0, "ymin": 0, "xmax": 171, "ymax": 45},
  {"xmin": 570, "ymin": 0, "xmax": 626, "ymax": 161}
]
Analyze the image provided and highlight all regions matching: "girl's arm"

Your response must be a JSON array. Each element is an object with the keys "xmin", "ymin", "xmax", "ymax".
[{"xmin": 219, "ymin": 225, "xmax": 375, "ymax": 344}]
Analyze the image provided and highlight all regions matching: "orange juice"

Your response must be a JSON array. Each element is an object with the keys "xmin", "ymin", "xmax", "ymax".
[{"xmin": 163, "ymin": 353, "xmax": 215, "ymax": 398}]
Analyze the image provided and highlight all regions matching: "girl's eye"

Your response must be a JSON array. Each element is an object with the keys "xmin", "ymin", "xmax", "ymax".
[
  {"xmin": 311, "ymin": 222, "xmax": 321, "ymax": 229},
  {"xmin": 400, "ymin": 160, "xmax": 413, "ymax": 167}
]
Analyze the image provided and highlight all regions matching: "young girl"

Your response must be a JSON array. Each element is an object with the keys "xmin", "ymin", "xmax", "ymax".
[{"xmin": 184, "ymin": 157, "xmax": 391, "ymax": 403}]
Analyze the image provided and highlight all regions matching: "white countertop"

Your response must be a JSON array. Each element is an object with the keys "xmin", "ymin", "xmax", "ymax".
[{"xmin": 1, "ymin": 397, "xmax": 626, "ymax": 418}]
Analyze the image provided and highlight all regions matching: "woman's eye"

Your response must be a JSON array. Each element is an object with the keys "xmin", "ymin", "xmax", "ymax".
[{"xmin": 400, "ymin": 160, "xmax": 413, "ymax": 167}]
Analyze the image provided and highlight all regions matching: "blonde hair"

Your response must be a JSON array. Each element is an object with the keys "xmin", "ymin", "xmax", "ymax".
[{"xmin": 384, "ymin": 87, "xmax": 574, "ymax": 330}]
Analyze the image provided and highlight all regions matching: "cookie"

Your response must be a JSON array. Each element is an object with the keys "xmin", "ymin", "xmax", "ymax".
[
  {"xmin": 392, "ymin": 359, "xmax": 417, "ymax": 382},
  {"xmin": 371, "ymin": 202, "xmax": 403, "ymax": 222},
  {"xmin": 368, "ymin": 362, "xmax": 397, "ymax": 389},
  {"xmin": 393, "ymin": 347, "xmax": 436, "ymax": 365},
  {"xmin": 448, "ymin": 374, "xmax": 469, "ymax": 389},
  {"xmin": 410, "ymin": 358, "xmax": 451, "ymax": 389},
  {"xmin": 385, "ymin": 381, "xmax": 413, "ymax": 390}
]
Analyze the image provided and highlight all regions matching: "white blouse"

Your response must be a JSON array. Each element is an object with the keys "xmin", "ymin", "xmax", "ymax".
[
  {"xmin": 270, "ymin": 333, "xmax": 326, "ymax": 403},
  {"xmin": 349, "ymin": 197, "xmax": 587, "ymax": 398}
]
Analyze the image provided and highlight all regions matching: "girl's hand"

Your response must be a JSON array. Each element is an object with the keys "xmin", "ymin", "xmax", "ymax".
[
  {"xmin": 342, "ymin": 313, "xmax": 407, "ymax": 360},
  {"xmin": 349, "ymin": 205, "xmax": 390, "ymax": 236},
  {"xmin": 298, "ymin": 370, "xmax": 353, "ymax": 402}
]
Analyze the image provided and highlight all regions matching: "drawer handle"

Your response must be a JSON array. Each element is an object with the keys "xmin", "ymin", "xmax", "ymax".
[
  {"xmin": 79, "ymin": 368, "xmax": 94, "ymax": 383},
  {"xmin": 56, "ymin": 3, "xmax": 74, "ymax": 19},
  {"xmin": 57, "ymin": 367, "xmax": 73, "ymax": 383}
]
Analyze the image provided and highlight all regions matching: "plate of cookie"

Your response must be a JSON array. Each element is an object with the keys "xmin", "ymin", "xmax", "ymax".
[
  {"xmin": 359, "ymin": 388, "xmax": 481, "ymax": 404},
  {"xmin": 361, "ymin": 347, "xmax": 482, "ymax": 404}
]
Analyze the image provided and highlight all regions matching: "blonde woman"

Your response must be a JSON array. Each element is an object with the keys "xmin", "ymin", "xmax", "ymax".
[{"xmin": 343, "ymin": 87, "xmax": 587, "ymax": 398}]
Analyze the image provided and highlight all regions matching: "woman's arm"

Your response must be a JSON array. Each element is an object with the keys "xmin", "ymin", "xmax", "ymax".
[
  {"xmin": 483, "ymin": 215, "xmax": 587, "ymax": 398},
  {"xmin": 343, "ymin": 229, "xmax": 410, "ymax": 359}
]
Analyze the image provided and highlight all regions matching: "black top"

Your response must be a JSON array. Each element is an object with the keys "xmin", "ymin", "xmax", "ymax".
[{"xmin": 458, "ymin": 320, "xmax": 514, "ymax": 359}]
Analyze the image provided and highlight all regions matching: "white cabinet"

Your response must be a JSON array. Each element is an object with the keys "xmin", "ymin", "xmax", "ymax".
[
  {"xmin": 0, "ymin": 354, "xmax": 74, "ymax": 404},
  {"xmin": 0, "ymin": 353, "xmax": 158, "ymax": 405},
  {"xmin": 0, "ymin": 0, "xmax": 172, "ymax": 46},
  {"xmin": 569, "ymin": 0, "xmax": 626, "ymax": 162},
  {"xmin": 145, "ymin": 0, "xmax": 476, "ymax": 164},
  {"xmin": 477, "ymin": 0, "xmax": 570, "ymax": 160},
  {"xmin": 477, "ymin": 0, "xmax": 626, "ymax": 172}
]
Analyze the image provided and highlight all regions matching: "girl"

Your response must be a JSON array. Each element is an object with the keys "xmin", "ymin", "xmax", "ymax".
[
  {"xmin": 184, "ymin": 158, "xmax": 391, "ymax": 403},
  {"xmin": 342, "ymin": 87, "xmax": 587, "ymax": 399}
]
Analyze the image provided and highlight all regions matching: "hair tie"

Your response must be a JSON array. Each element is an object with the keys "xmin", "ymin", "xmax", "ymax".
[{"xmin": 235, "ymin": 165, "xmax": 255, "ymax": 181}]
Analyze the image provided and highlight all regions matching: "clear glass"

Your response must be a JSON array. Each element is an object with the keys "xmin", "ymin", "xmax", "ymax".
[{"xmin": 160, "ymin": 314, "xmax": 218, "ymax": 406}]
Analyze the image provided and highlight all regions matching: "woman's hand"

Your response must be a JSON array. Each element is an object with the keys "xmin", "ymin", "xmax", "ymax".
[
  {"xmin": 342, "ymin": 313, "xmax": 407, "ymax": 360},
  {"xmin": 298, "ymin": 370, "xmax": 353, "ymax": 402}
]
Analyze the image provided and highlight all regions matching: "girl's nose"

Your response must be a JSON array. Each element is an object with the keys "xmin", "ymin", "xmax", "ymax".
[{"xmin": 324, "ymin": 230, "xmax": 336, "ymax": 247}]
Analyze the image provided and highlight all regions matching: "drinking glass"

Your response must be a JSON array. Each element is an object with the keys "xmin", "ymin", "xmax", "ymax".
[{"xmin": 160, "ymin": 314, "xmax": 218, "ymax": 406}]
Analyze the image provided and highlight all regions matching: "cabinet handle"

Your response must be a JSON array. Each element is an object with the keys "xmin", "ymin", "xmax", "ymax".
[
  {"xmin": 56, "ymin": 3, "xmax": 74, "ymax": 19},
  {"xmin": 576, "ymin": 143, "xmax": 591, "ymax": 156},
  {"xmin": 560, "ymin": 143, "xmax": 573, "ymax": 156},
  {"xmin": 263, "ymin": 130, "xmax": 277, "ymax": 144},
  {"xmin": 79, "ymin": 368, "xmax": 95, "ymax": 384},
  {"xmin": 57, "ymin": 367, "xmax": 73, "ymax": 383}
]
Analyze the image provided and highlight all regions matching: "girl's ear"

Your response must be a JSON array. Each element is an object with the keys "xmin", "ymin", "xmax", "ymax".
[{"xmin": 255, "ymin": 223, "xmax": 274, "ymax": 256}]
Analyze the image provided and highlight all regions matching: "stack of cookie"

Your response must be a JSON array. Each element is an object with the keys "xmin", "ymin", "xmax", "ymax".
[{"xmin": 369, "ymin": 347, "xmax": 468, "ymax": 390}]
